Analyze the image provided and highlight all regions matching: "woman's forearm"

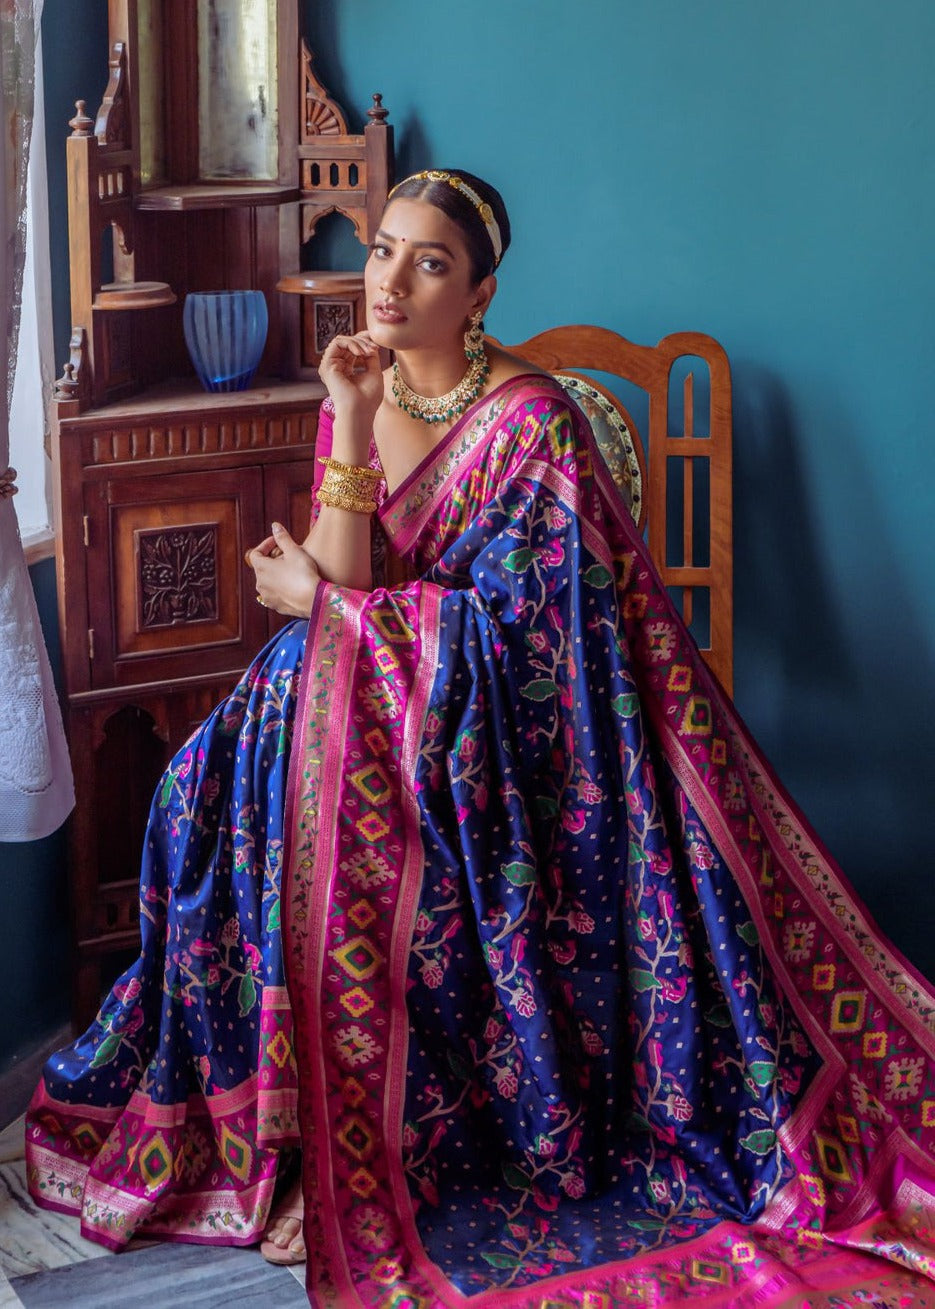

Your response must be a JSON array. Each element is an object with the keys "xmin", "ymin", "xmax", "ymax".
[{"xmin": 302, "ymin": 407, "xmax": 377, "ymax": 591}]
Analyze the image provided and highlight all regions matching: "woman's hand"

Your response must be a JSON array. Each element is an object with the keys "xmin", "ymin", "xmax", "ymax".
[
  {"xmin": 246, "ymin": 523, "xmax": 320, "ymax": 617},
  {"xmin": 0, "ymin": 467, "xmax": 18, "ymax": 499},
  {"xmin": 319, "ymin": 332, "xmax": 384, "ymax": 424}
]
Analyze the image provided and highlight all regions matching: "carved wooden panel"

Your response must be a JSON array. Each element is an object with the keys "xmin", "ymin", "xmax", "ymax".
[
  {"xmin": 301, "ymin": 288, "xmax": 365, "ymax": 367},
  {"xmin": 315, "ymin": 299, "xmax": 354, "ymax": 352},
  {"xmin": 137, "ymin": 522, "xmax": 219, "ymax": 628}
]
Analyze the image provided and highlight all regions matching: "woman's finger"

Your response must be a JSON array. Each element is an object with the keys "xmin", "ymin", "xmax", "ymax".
[{"xmin": 244, "ymin": 535, "xmax": 282, "ymax": 567}]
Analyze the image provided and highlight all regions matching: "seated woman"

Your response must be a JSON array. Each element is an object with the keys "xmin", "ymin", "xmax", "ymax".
[{"xmin": 27, "ymin": 171, "xmax": 935, "ymax": 1306}]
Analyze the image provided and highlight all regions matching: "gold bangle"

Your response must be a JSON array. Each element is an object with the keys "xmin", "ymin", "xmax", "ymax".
[
  {"xmin": 317, "ymin": 460, "xmax": 382, "ymax": 514},
  {"xmin": 317, "ymin": 456, "xmax": 383, "ymax": 483},
  {"xmin": 316, "ymin": 484, "xmax": 378, "ymax": 514}
]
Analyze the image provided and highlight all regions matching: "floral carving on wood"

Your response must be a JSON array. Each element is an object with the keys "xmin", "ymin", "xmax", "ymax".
[
  {"xmin": 137, "ymin": 526, "xmax": 219, "ymax": 628},
  {"xmin": 314, "ymin": 300, "xmax": 355, "ymax": 355}
]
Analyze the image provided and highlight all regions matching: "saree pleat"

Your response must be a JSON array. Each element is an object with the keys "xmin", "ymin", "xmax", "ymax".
[
  {"xmin": 25, "ymin": 624, "xmax": 306, "ymax": 1247},
  {"xmin": 286, "ymin": 379, "xmax": 935, "ymax": 1306}
]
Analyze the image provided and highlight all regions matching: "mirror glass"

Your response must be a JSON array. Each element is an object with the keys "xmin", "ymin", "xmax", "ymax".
[
  {"xmin": 137, "ymin": 0, "xmax": 166, "ymax": 186},
  {"xmin": 197, "ymin": 0, "xmax": 279, "ymax": 181}
]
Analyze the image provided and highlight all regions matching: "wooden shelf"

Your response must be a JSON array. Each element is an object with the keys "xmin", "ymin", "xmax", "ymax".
[
  {"xmin": 276, "ymin": 270, "xmax": 365, "ymax": 295},
  {"xmin": 94, "ymin": 281, "xmax": 176, "ymax": 310},
  {"xmin": 70, "ymin": 376, "xmax": 326, "ymax": 425},
  {"xmin": 135, "ymin": 182, "xmax": 300, "ymax": 212}
]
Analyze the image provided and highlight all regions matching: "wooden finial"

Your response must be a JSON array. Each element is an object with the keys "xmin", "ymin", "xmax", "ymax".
[
  {"xmin": 367, "ymin": 94, "xmax": 389, "ymax": 124},
  {"xmin": 69, "ymin": 100, "xmax": 94, "ymax": 137},
  {"xmin": 53, "ymin": 329, "xmax": 88, "ymax": 406},
  {"xmin": 53, "ymin": 363, "xmax": 79, "ymax": 401}
]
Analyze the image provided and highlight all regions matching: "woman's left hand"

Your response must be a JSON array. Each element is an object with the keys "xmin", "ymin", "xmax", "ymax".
[{"xmin": 246, "ymin": 522, "xmax": 320, "ymax": 617}]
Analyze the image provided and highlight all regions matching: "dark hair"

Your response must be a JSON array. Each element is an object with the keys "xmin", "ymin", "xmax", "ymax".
[{"xmin": 387, "ymin": 169, "xmax": 511, "ymax": 283}]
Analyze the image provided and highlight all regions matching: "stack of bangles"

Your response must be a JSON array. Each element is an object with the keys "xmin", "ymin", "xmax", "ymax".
[{"xmin": 316, "ymin": 456, "xmax": 384, "ymax": 514}]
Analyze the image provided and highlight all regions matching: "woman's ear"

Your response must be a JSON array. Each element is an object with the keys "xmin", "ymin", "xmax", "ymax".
[{"xmin": 470, "ymin": 274, "xmax": 497, "ymax": 321}]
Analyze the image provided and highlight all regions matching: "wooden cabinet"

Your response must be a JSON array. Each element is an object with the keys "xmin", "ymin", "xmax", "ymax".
[
  {"xmin": 53, "ymin": 381, "xmax": 324, "ymax": 1026},
  {"xmin": 50, "ymin": 2, "xmax": 393, "ymax": 1028}
]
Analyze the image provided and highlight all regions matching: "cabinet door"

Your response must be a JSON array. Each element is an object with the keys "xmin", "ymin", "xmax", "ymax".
[
  {"xmin": 263, "ymin": 456, "xmax": 316, "ymax": 543},
  {"xmin": 85, "ymin": 466, "xmax": 269, "ymax": 689},
  {"xmin": 262, "ymin": 456, "xmax": 317, "ymax": 636}
]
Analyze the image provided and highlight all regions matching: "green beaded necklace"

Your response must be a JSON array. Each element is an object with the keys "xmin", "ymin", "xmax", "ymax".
[{"xmin": 391, "ymin": 345, "xmax": 490, "ymax": 425}]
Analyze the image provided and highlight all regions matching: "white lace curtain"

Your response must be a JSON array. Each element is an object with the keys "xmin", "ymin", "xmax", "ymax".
[{"xmin": 0, "ymin": 0, "xmax": 74, "ymax": 841}]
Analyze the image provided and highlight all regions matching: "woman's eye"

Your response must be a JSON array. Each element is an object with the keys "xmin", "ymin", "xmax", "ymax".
[
  {"xmin": 368, "ymin": 243, "xmax": 390, "ymax": 259},
  {"xmin": 419, "ymin": 257, "xmax": 444, "ymax": 274}
]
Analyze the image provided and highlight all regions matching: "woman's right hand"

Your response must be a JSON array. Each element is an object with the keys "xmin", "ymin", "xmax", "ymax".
[{"xmin": 319, "ymin": 332, "xmax": 384, "ymax": 423}]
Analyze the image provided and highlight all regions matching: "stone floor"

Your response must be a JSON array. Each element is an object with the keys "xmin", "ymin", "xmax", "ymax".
[{"xmin": 0, "ymin": 1094, "xmax": 307, "ymax": 1307}]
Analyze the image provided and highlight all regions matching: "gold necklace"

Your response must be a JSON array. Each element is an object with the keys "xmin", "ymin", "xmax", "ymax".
[{"xmin": 392, "ymin": 347, "xmax": 490, "ymax": 425}]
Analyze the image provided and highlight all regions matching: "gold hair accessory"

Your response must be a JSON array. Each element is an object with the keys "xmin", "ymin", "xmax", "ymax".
[
  {"xmin": 389, "ymin": 171, "xmax": 503, "ymax": 267},
  {"xmin": 316, "ymin": 457, "xmax": 383, "ymax": 514},
  {"xmin": 392, "ymin": 311, "xmax": 489, "ymax": 425}
]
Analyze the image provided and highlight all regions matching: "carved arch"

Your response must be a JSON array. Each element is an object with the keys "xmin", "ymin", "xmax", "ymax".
[{"xmin": 301, "ymin": 204, "xmax": 368, "ymax": 247}]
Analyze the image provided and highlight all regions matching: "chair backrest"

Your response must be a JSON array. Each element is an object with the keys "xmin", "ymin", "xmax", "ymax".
[{"xmin": 497, "ymin": 325, "xmax": 733, "ymax": 694}]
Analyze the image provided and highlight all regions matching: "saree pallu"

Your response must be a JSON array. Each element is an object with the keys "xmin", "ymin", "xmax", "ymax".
[
  {"xmin": 286, "ymin": 377, "xmax": 935, "ymax": 1307},
  {"xmin": 25, "ymin": 624, "xmax": 306, "ymax": 1247}
]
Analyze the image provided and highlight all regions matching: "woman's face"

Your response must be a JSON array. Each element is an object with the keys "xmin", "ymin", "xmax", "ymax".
[{"xmin": 364, "ymin": 197, "xmax": 493, "ymax": 352}]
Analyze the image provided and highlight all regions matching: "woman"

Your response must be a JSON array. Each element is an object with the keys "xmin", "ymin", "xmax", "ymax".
[{"xmin": 28, "ymin": 171, "xmax": 935, "ymax": 1306}]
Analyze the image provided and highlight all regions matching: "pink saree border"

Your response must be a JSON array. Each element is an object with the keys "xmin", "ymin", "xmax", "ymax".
[
  {"xmin": 379, "ymin": 584, "xmax": 468, "ymax": 1306},
  {"xmin": 28, "ymin": 1144, "xmax": 275, "ymax": 1251},
  {"xmin": 283, "ymin": 583, "xmax": 361, "ymax": 1298}
]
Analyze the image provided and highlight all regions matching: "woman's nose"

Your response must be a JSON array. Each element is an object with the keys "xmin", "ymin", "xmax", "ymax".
[{"xmin": 380, "ymin": 260, "xmax": 407, "ymax": 296}]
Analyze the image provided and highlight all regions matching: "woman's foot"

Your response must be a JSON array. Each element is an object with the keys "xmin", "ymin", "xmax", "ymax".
[{"xmin": 260, "ymin": 1178, "xmax": 305, "ymax": 1265}]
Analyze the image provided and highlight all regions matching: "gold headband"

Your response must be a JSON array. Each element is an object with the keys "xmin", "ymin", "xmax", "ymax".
[{"xmin": 388, "ymin": 170, "xmax": 503, "ymax": 267}]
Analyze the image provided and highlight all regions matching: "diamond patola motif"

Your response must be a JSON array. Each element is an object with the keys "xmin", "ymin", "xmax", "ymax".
[
  {"xmin": 349, "ymin": 899, "xmax": 378, "ymax": 930},
  {"xmin": 72, "ymin": 1121, "xmax": 103, "ymax": 1153},
  {"xmin": 341, "ymin": 985, "xmax": 375, "ymax": 1018},
  {"xmin": 349, "ymin": 1166, "xmax": 379, "ymax": 1198},
  {"xmin": 357, "ymin": 810, "xmax": 391, "ymax": 843},
  {"xmin": 344, "ymin": 1076, "xmax": 367, "ymax": 1108},
  {"xmin": 338, "ymin": 1113, "xmax": 375, "ymax": 1162},
  {"xmin": 350, "ymin": 763, "xmax": 393, "ymax": 806},
  {"xmin": 139, "ymin": 1131, "xmax": 173, "ymax": 1188},
  {"xmin": 220, "ymin": 1123, "xmax": 254, "ymax": 1182},
  {"xmin": 267, "ymin": 1030, "xmax": 292, "ymax": 1068},
  {"xmin": 371, "ymin": 607, "xmax": 416, "ymax": 644},
  {"xmin": 814, "ymin": 1132, "xmax": 854, "ymax": 1184},
  {"xmin": 333, "ymin": 935, "xmax": 383, "ymax": 981}
]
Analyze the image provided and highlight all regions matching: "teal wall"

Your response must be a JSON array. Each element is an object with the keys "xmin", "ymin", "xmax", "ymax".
[
  {"xmin": 42, "ymin": 0, "xmax": 108, "ymax": 371},
  {"xmin": 7, "ymin": 2, "xmax": 931, "ymax": 1070},
  {"xmin": 304, "ymin": 0, "xmax": 933, "ymax": 970}
]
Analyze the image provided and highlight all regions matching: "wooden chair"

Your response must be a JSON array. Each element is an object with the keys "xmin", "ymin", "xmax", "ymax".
[{"xmin": 497, "ymin": 325, "xmax": 733, "ymax": 694}]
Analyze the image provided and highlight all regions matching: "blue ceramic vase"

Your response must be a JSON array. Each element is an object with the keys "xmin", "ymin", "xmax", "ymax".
[{"xmin": 183, "ymin": 290, "xmax": 269, "ymax": 393}]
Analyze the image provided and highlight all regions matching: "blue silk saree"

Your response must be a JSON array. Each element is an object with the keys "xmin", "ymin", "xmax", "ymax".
[
  {"xmin": 285, "ymin": 378, "xmax": 935, "ymax": 1306},
  {"xmin": 26, "ymin": 628, "xmax": 304, "ymax": 1245}
]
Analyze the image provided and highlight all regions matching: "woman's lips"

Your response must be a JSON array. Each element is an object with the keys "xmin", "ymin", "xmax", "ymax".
[{"xmin": 372, "ymin": 302, "xmax": 407, "ymax": 324}]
